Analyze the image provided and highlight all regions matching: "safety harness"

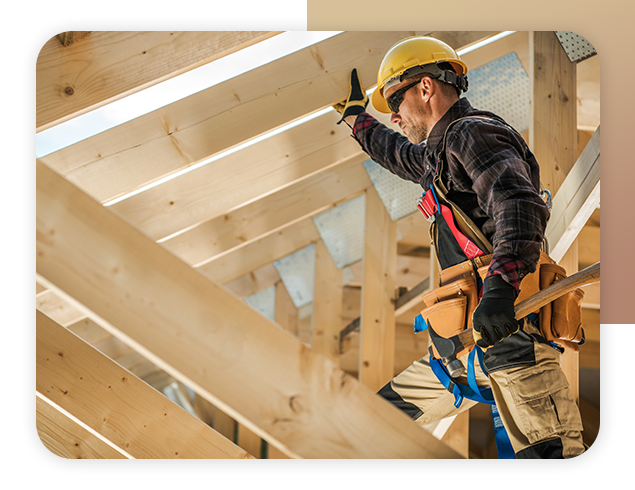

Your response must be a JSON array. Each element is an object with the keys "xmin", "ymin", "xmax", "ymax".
[{"xmin": 414, "ymin": 115, "xmax": 516, "ymax": 458}]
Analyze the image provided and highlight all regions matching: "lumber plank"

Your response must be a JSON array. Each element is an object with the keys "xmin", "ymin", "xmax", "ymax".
[
  {"xmin": 111, "ymin": 110, "xmax": 360, "ymax": 241},
  {"xmin": 545, "ymin": 126, "xmax": 600, "ymax": 263},
  {"xmin": 36, "ymin": 394, "xmax": 129, "ymax": 459},
  {"xmin": 36, "ymin": 289, "xmax": 87, "ymax": 326},
  {"xmin": 40, "ymin": 31, "xmax": 498, "ymax": 203},
  {"xmin": 558, "ymin": 242, "xmax": 580, "ymax": 401},
  {"xmin": 312, "ymin": 240, "xmax": 343, "ymax": 364},
  {"xmin": 56, "ymin": 31, "xmax": 91, "ymax": 47},
  {"xmin": 359, "ymin": 187, "xmax": 398, "ymax": 391},
  {"xmin": 37, "ymin": 31, "xmax": 280, "ymax": 131},
  {"xmin": 530, "ymin": 33, "xmax": 582, "ymax": 400},
  {"xmin": 161, "ymin": 154, "xmax": 371, "ymax": 267},
  {"xmin": 36, "ymin": 160, "xmax": 462, "ymax": 459},
  {"xmin": 275, "ymin": 281, "xmax": 300, "ymax": 337},
  {"xmin": 36, "ymin": 309, "xmax": 252, "ymax": 459},
  {"xmin": 94, "ymin": 32, "xmax": 520, "ymax": 243},
  {"xmin": 529, "ymin": 31, "xmax": 578, "ymax": 194},
  {"xmin": 200, "ymin": 217, "xmax": 320, "ymax": 285},
  {"xmin": 223, "ymin": 263, "xmax": 281, "ymax": 299},
  {"xmin": 440, "ymin": 411, "xmax": 470, "ymax": 458}
]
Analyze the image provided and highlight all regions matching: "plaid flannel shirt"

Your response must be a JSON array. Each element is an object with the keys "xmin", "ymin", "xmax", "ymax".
[{"xmin": 352, "ymin": 98, "xmax": 550, "ymax": 291}]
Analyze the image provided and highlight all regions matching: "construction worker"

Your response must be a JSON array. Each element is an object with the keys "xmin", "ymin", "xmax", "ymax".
[{"xmin": 334, "ymin": 36, "xmax": 585, "ymax": 458}]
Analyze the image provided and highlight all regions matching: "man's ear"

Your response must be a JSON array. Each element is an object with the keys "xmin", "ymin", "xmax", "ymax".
[{"xmin": 420, "ymin": 76, "xmax": 434, "ymax": 102}]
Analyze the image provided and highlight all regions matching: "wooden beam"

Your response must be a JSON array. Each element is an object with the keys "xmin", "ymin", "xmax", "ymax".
[
  {"xmin": 223, "ymin": 263, "xmax": 280, "ymax": 299},
  {"xmin": 36, "ymin": 394, "xmax": 129, "ymax": 459},
  {"xmin": 440, "ymin": 411, "xmax": 470, "ymax": 458},
  {"xmin": 530, "ymin": 31, "xmax": 582, "ymax": 400},
  {"xmin": 161, "ymin": 155, "xmax": 371, "ymax": 267},
  {"xmin": 36, "ymin": 160, "xmax": 462, "ymax": 459},
  {"xmin": 38, "ymin": 31, "xmax": 426, "ymax": 201},
  {"xmin": 312, "ymin": 240, "xmax": 343, "ymax": 364},
  {"xmin": 529, "ymin": 31, "xmax": 578, "ymax": 194},
  {"xmin": 545, "ymin": 126, "xmax": 600, "ymax": 263},
  {"xmin": 36, "ymin": 289, "xmax": 87, "ymax": 326},
  {"xmin": 558, "ymin": 241, "xmax": 580, "ymax": 401},
  {"xmin": 394, "ymin": 278, "xmax": 430, "ymax": 317},
  {"xmin": 359, "ymin": 187, "xmax": 398, "ymax": 391},
  {"xmin": 36, "ymin": 309, "xmax": 251, "ymax": 459},
  {"xmin": 39, "ymin": 31, "xmax": 497, "ymax": 203},
  {"xmin": 111, "ymin": 110, "xmax": 361, "ymax": 240},
  {"xmin": 56, "ymin": 31, "xmax": 91, "ymax": 47},
  {"xmin": 37, "ymin": 31, "xmax": 280, "ymax": 132},
  {"xmin": 340, "ymin": 271, "xmax": 430, "ymax": 351},
  {"xmin": 199, "ymin": 217, "xmax": 320, "ymax": 285},
  {"xmin": 275, "ymin": 281, "xmax": 300, "ymax": 337}
]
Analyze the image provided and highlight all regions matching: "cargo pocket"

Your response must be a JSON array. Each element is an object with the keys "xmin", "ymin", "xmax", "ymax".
[{"xmin": 507, "ymin": 365, "xmax": 583, "ymax": 445}]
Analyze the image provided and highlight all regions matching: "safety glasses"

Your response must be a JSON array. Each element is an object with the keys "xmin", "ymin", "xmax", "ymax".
[{"xmin": 386, "ymin": 79, "xmax": 421, "ymax": 113}]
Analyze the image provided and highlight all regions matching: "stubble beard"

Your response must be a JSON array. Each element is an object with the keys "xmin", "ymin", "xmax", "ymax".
[
  {"xmin": 407, "ymin": 121, "xmax": 429, "ymax": 144},
  {"xmin": 406, "ymin": 103, "xmax": 431, "ymax": 144}
]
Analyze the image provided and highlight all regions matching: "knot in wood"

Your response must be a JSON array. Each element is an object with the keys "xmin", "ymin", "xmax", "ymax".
[{"xmin": 289, "ymin": 395, "xmax": 305, "ymax": 414}]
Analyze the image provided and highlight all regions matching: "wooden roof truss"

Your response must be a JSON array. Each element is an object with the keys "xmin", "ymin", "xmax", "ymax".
[{"xmin": 36, "ymin": 30, "xmax": 600, "ymax": 458}]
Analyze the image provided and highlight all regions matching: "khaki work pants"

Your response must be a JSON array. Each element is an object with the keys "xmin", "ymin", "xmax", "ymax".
[{"xmin": 381, "ymin": 319, "xmax": 585, "ymax": 458}]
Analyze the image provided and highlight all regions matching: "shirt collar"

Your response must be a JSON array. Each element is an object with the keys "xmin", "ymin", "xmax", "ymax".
[{"xmin": 426, "ymin": 98, "xmax": 473, "ymax": 149}]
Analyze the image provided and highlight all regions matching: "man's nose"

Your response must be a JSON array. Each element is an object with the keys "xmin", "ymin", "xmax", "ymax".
[{"xmin": 390, "ymin": 112, "xmax": 401, "ymax": 125}]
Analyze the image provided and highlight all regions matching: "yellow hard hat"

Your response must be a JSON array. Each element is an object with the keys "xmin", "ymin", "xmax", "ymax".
[{"xmin": 371, "ymin": 36, "xmax": 469, "ymax": 114}]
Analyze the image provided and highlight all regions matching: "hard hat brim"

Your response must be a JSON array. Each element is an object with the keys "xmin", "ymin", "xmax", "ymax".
[{"xmin": 371, "ymin": 86, "xmax": 391, "ymax": 114}]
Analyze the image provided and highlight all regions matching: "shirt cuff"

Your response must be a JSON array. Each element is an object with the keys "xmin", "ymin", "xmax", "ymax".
[
  {"xmin": 485, "ymin": 257, "xmax": 529, "ymax": 292},
  {"xmin": 351, "ymin": 111, "xmax": 375, "ymax": 138}
]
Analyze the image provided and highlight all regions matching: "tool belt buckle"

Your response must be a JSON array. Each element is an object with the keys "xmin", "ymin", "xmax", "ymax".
[{"xmin": 416, "ymin": 191, "xmax": 437, "ymax": 223}]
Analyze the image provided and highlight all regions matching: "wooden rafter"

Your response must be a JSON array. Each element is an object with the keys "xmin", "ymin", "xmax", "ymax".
[
  {"xmin": 37, "ymin": 31, "xmax": 280, "ymax": 132},
  {"xmin": 161, "ymin": 154, "xmax": 371, "ymax": 267},
  {"xmin": 34, "ymin": 29, "xmax": 600, "ymax": 459},
  {"xmin": 36, "ymin": 309, "xmax": 251, "ymax": 459},
  {"xmin": 36, "ymin": 160, "xmax": 461, "ymax": 459},
  {"xmin": 56, "ymin": 31, "xmax": 91, "ymax": 47},
  {"xmin": 545, "ymin": 126, "xmax": 600, "ymax": 263},
  {"xmin": 359, "ymin": 187, "xmax": 397, "ymax": 391},
  {"xmin": 36, "ymin": 394, "xmax": 129, "ymax": 459},
  {"xmin": 110, "ymin": 110, "xmax": 360, "ymax": 240},
  {"xmin": 39, "ymin": 31, "xmax": 498, "ymax": 203}
]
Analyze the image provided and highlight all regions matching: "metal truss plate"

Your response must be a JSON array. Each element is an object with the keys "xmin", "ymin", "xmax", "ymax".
[
  {"xmin": 555, "ymin": 31, "xmax": 597, "ymax": 63},
  {"xmin": 273, "ymin": 244, "xmax": 316, "ymax": 308},
  {"xmin": 363, "ymin": 159, "xmax": 421, "ymax": 221},
  {"xmin": 245, "ymin": 285, "xmax": 276, "ymax": 320},
  {"xmin": 312, "ymin": 195, "xmax": 366, "ymax": 269},
  {"xmin": 465, "ymin": 52, "xmax": 530, "ymax": 133}
]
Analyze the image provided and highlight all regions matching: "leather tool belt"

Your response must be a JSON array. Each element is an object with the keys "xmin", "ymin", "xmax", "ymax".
[
  {"xmin": 416, "ymin": 114, "xmax": 585, "ymax": 356},
  {"xmin": 420, "ymin": 252, "xmax": 586, "ymax": 357}
]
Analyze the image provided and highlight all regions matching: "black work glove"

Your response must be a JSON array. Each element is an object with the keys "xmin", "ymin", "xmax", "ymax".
[
  {"xmin": 332, "ymin": 68, "xmax": 368, "ymax": 125},
  {"xmin": 472, "ymin": 275, "xmax": 520, "ymax": 349}
]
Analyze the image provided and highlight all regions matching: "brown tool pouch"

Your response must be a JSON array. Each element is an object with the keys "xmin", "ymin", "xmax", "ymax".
[
  {"xmin": 421, "ymin": 251, "xmax": 585, "ymax": 354},
  {"xmin": 420, "ymin": 275, "xmax": 479, "ymax": 358},
  {"xmin": 538, "ymin": 263, "xmax": 586, "ymax": 351}
]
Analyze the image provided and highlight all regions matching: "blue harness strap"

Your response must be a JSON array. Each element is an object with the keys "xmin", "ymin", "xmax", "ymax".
[{"xmin": 418, "ymin": 314, "xmax": 515, "ymax": 459}]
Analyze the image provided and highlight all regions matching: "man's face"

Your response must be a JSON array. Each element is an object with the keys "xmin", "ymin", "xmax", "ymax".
[{"xmin": 384, "ymin": 77, "xmax": 431, "ymax": 144}]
